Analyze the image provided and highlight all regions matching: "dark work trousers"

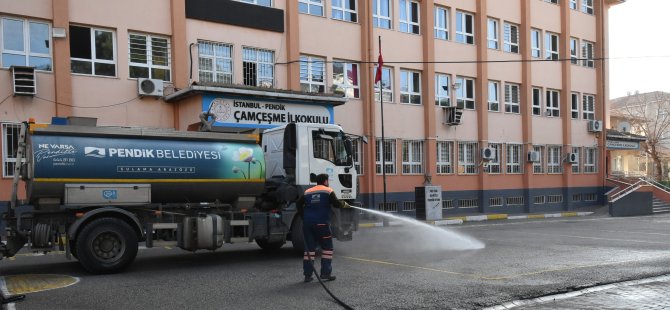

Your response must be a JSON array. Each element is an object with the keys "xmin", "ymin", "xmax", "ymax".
[{"xmin": 302, "ymin": 223, "xmax": 334, "ymax": 277}]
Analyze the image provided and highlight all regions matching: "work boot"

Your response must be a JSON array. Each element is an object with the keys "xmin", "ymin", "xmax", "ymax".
[
  {"xmin": 320, "ymin": 274, "xmax": 336, "ymax": 281},
  {"xmin": 304, "ymin": 276, "xmax": 314, "ymax": 283}
]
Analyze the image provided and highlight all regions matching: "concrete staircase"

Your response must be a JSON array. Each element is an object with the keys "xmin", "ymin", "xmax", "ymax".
[{"xmin": 652, "ymin": 197, "xmax": 670, "ymax": 214}]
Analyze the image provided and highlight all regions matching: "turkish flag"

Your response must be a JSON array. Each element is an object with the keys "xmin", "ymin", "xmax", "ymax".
[{"xmin": 374, "ymin": 47, "xmax": 384, "ymax": 84}]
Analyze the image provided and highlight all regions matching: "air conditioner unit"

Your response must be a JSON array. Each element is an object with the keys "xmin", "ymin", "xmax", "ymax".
[
  {"xmin": 588, "ymin": 120, "xmax": 603, "ymax": 132},
  {"xmin": 11, "ymin": 66, "xmax": 36, "ymax": 96},
  {"xmin": 137, "ymin": 78, "xmax": 164, "ymax": 97},
  {"xmin": 567, "ymin": 152, "xmax": 579, "ymax": 164},
  {"xmin": 442, "ymin": 106, "xmax": 463, "ymax": 126},
  {"xmin": 528, "ymin": 151, "xmax": 541, "ymax": 162},
  {"xmin": 481, "ymin": 147, "xmax": 496, "ymax": 161}
]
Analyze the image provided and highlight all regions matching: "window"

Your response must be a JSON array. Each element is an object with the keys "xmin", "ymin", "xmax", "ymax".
[
  {"xmin": 456, "ymin": 11, "xmax": 474, "ymax": 44},
  {"xmin": 531, "ymin": 28, "xmax": 541, "ymax": 58},
  {"xmin": 456, "ymin": 76, "xmax": 475, "ymax": 110},
  {"xmin": 487, "ymin": 18, "xmax": 499, "ymax": 50},
  {"xmin": 571, "ymin": 92, "xmax": 580, "ymax": 119},
  {"xmin": 487, "ymin": 143, "xmax": 502, "ymax": 174},
  {"xmin": 435, "ymin": 73, "xmax": 450, "ymax": 106},
  {"xmin": 546, "ymin": 89, "xmax": 560, "ymax": 117},
  {"xmin": 352, "ymin": 138, "xmax": 364, "ymax": 175},
  {"xmin": 198, "ymin": 40, "xmax": 232, "ymax": 84},
  {"xmin": 503, "ymin": 23, "xmax": 519, "ymax": 54},
  {"xmin": 488, "ymin": 81, "xmax": 499, "ymax": 112},
  {"xmin": 547, "ymin": 145, "xmax": 562, "ymax": 174},
  {"xmin": 504, "ymin": 83, "xmax": 520, "ymax": 114},
  {"xmin": 374, "ymin": 66, "xmax": 393, "ymax": 102},
  {"xmin": 582, "ymin": 0, "xmax": 594, "ymax": 15},
  {"xmin": 572, "ymin": 147, "xmax": 581, "ymax": 173},
  {"xmin": 238, "ymin": 0, "xmax": 272, "ymax": 7},
  {"xmin": 582, "ymin": 40, "xmax": 594, "ymax": 68},
  {"xmin": 2, "ymin": 123, "xmax": 21, "ymax": 178},
  {"xmin": 400, "ymin": 69, "xmax": 421, "ymax": 104},
  {"xmin": 332, "ymin": 60, "xmax": 359, "ymax": 98},
  {"xmin": 402, "ymin": 140, "xmax": 423, "ymax": 174},
  {"xmin": 545, "ymin": 32, "xmax": 559, "ymax": 60},
  {"xmin": 458, "ymin": 142, "xmax": 478, "ymax": 174},
  {"xmin": 570, "ymin": 0, "xmax": 578, "ymax": 10},
  {"xmin": 242, "ymin": 47, "xmax": 274, "ymax": 88},
  {"xmin": 532, "ymin": 87, "xmax": 542, "ymax": 116},
  {"xmin": 570, "ymin": 37, "xmax": 579, "ymax": 65},
  {"xmin": 437, "ymin": 141, "xmax": 453, "ymax": 174},
  {"xmin": 332, "ymin": 0, "xmax": 357, "ymax": 22},
  {"xmin": 300, "ymin": 55, "xmax": 325, "ymax": 93},
  {"xmin": 129, "ymin": 33, "xmax": 171, "ymax": 81},
  {"xmin": 582, "ymin": 94, "xmax": 595, "ymax": 120},
  {"xmin": 312, "ymin": 131, "xmax": 349, "ymax": 165},
  {"xmin": 376, "ymin": 138, "xmax": 396, "ymax": 174},
  {"xmin": 533, "ymin": 145, "xmax": 545, "ymax": 173},
  {"xmin": 374, "ymin": 0, "xmax": 392, "ymax": 29},
  {"xmin": 545, "ymin": 0, "xmax": 559, "ymax": 4},
  {"xmin": 434, "ymin": 6, "xmax": 449, "ymax": 40},
  {"xmin": 69, "ymin": 25, "xmax": 115, "ymax": 76},
  {"xmin": 506, "ymin": 143, "xmax": 522, "ymax": 174},
  {"xmin": 399, "ymin": 0, "xmax": 420, "ymax": 34},
  {"xmin": 1, "ymin": 18, "xmax": 51, "ymax": 71},
  {"xmin": 299, "ymin": 0, "xmax": 324, "ymax": 16},
  {"xmin": 584, "ymin": 147, "xmax": 598, "ymax": 173}
]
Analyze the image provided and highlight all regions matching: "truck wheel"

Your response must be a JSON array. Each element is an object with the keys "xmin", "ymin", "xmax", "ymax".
[
  {"xmin": 76, "ymin": 217, "xmax": 138, "ymax": 274},
  {"xmin": 290, "ymin": 216, "xmax": 305, "ymax": 256},
  {"xmin": 255, "ymin": 238, "xmax": 285, "ymax": 251}
]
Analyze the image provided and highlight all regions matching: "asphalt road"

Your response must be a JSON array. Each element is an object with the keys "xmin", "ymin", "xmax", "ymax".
[{"xmin": 1, "ymin": 211, "xmax": 670, "ymax": 310}]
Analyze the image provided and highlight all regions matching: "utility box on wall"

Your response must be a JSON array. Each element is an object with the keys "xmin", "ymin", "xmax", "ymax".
[{"xmin": 415, "ymin": 186, "xmax": 442, "ymax": 221}]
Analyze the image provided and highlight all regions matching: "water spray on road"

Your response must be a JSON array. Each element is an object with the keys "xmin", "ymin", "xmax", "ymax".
[{"xmin": 353, "ymin": 206, "xmax": 485, "ymax": 251}]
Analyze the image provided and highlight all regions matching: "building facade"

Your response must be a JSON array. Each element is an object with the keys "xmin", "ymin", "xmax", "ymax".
[{"xmin": 0, "ymin": 0, "xmax": 623, "ymax": 214}]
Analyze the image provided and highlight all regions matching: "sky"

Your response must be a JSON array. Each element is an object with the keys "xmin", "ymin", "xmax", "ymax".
[{"xmin": 608, "ymin": 0, "xmax": 670, "ymax": 99}]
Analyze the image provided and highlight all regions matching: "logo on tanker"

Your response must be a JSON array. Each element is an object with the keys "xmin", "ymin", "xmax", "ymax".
[
  {"xmin": 34, "ymin": 143, "xmax": 77, "ymax": 162},
  {"xmin": 84, "ymin": 147, "xmax": 106, "ymax": 158}
]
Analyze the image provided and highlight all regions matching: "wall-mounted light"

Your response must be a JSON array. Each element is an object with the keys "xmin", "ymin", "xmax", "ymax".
[{"xmin": 52, "ymin": 27, "xmax": 66, "ymax": 38}]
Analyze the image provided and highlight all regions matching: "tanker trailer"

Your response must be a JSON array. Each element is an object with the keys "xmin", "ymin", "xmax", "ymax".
[{"xmin": 1, "ymin": 121, "xmax": 359, "ymax": 273}]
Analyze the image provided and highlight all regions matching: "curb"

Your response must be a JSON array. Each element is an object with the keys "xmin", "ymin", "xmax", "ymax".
[{"xmin": 358, "ymin": 211, "xmax": 593, "ymax": 228}]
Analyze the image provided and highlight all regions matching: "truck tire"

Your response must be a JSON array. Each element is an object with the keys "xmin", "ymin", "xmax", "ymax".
[
  {"xmin": 290, "ymin": 216, "xmax": 305, "ymax": 256},
  {"xmin": 255, "ymin": 238, "xmax": 285, "ymax": 251},
  {"xmin": 75, "ymin": 217, "xmax": 138, "ymax": 274}
]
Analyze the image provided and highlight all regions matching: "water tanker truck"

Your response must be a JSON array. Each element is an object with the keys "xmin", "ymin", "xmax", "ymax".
[{"xmin": 2, "ymin": 121, "xmax": 359, "ymax": 273}]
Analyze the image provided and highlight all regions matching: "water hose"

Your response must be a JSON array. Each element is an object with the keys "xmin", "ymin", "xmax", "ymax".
[{"xmin": 303, "ymin": 227, "xmax": 354, "ymax": 310}]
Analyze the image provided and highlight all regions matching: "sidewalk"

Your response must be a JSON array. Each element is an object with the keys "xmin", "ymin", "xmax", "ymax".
[{"xmin": 485, "ymin": 274, "xmax": 670, "ymax": 310}]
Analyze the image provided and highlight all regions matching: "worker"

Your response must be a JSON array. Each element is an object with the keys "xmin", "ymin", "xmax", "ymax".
[{"xmin": 296, "ymin": 173, "xmax": 351, "ymax": 283}]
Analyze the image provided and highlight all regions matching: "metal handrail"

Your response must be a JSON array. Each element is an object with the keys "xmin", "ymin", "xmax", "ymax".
[
  {"xmin": 609, "ymin": 180, "xmax": 645, "ymax": 203},
  {"xmin": 639, "ymin": 177, "xmax": 670, "ymax": 195}
]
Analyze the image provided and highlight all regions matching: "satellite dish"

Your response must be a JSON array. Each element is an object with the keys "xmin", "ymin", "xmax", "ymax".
[{"xmin": 618, "ymin": 122, "xmax": 631, "ymax": 133}]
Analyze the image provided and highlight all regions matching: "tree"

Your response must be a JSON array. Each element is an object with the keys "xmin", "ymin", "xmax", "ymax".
[{"xmin": 612, "ymin": 92, "xmax": 670, "ymax": 180}]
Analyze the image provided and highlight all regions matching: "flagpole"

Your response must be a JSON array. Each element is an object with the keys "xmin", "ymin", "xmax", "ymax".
[{"xmin": 378, "ymin": 35, "xmax": 388, "ymax": 223}]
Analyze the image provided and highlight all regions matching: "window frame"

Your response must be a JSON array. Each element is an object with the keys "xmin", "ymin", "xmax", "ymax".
[
  {"xmin": 456, "ymin": 11, "xmax": 475, "ymax": 45},
  {"xmin": 299, "ymin": 0, "xmax": 324, "ymax": 16},
  {"xmin": 458, "ymin": 141, "xmax": 478, "ymax": 175},
  {"xmin": 400, "ymin": 69, "xmax": 421, "ymax": 105},
  {"xmin": 533, "ymin": 145, "xmax": 545, "ymax": 174},
  {"xmin": 71, "ymin": 25, "xmax": 117, "ymax": 77},
  {"xmin": 546, "ymin": 89, "xmax": 560, "ymax": 117},
  {"xmin": 503, "ymin": 22, "xmax": 519, "ymax": 54},
  {"xmin": 1, "ymin": 123, "xmax": 21, "ymax": 178},
  {"xmin": 545, "ymin": 32, "xmax": 559, "ymax": 60},
  {"xmin": 436, "ymin": 140, "xmax": 454, "ymax": 174},
  {"xmin": 374, "ymin": 65, "xmax": 393, "ymax": 102},
  {"xmin": 547, "ymin": 145, "xmax": 563, "ymax": 174},
  {"xmin": 456, "ymin": 76, "xmax": 475, "ymax": 110},
  {"xmin": 376, "ymin": 138, "xmax": 397, "ymax": 175},
  {"xmin": 332, "ymin": 0, "xmax": 357, "ymax": 22},
  {"xmin": 487, "ymin": 18, "xmax": 499, "ymax": 50},
  {"xmin": 401, "ymin": 140, "xmax": 424, "ymax": 174},
  {"xmin": 488, "ymin": 80, "xmax": 500, "ymax": 112},
  {"xmin": 570, "ymin": 0, "xmax": 578, "ymax": 10},
  {"xmin": 584, "ymin": 147, "xmax": 597, "ymax": 173},
  {"xmin": 242, "ymin": 46, "xmax": 274, "ymax": 88},
  {"xmin": 506, "ymin": 143, "xmax": 523, "ymax": 174},
  {"xmin": 399, "ymin": 0, "xmax": 420, "ymax": 34},
  {"xmin": 198, "ymin": 40, "xmax": 233, "ymax": 84},
  {"xmin": 531, "ymin": 28, "xmax": 542, "ymax": 58},
  {"xmin": 571, "ymin": 146, "xmax": 581, "ymax": 173},
  {"xmin": 582, "ymin": 40, "xmax": 595, "ymax": 68},
  {"xmin": 332, "ymin": 60, "xmax": 360, "ymax": 98},
  {"xmin": 300, "ymin": 55, "xmax": 326, "ymax": 93},
  {"xmin": 504, "ymin": 82, "xmax": 520, "ymax": 114},
  {"xmin": 532, "ymin": 87, "xmax": 542, "ymax": 116},
  {"xmin": 487, "ymin": 143, "xmax": 502, "ymax": 174},
  {"xmin": 129, "ymin": 32, "xmax": 171, "ymax": 81},
  {"xmin": 571, "ymin": 92, "xmax": 580, "ymax": 119},
  {"xmin": 373, "ymin": 0, "xmax": 392, "ymax": 29},
  {"xmin": 1, "ymin": 17, "xmax": 52, "ymax": 71},
  {"xmin": 582, "ymin": 94, "xmax": 595, "ymax": 120},
  {"xmin": 435, "ymin": 73, "xmax": 451, "ymax": 107},
  {"xmin": 434, "ymin": 6, "xmax": 449, "ymax": 40},
  {"xmin": 237, "ymin": 0, "xmax": 273, "ymax": 7},
  {"xmin": 582, "ymin": 0, "xmax": 594, "ymax": 15},
  {"xmin": 570, "ymin": 37, "xmax": 579, "ymax": 65}
]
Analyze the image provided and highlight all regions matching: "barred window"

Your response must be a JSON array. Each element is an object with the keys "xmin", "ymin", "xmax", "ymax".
[
  {"xmin": 376, "ymin": 138, "xmax": 396, "ymax": 174},
  {"xmin": 300, "ymin": 55, "xmax": 325, "ymax": 93},
  {"xmin": 503, "ymin": 22, "xmax": 519, "ymax": 54},
  {"xmin": 437, "ymin": 141, "xmax": 454, "ymax": 174},
  {"xmin": 506, "ymin": 144, "xmax": 523, "ymax": 174},
  {"xmin": 584, "ymin": 147, "xmax": 597, "ymax": 173},
  {"xmin": 2, "ymin": 123, "xmax": 21, "ymax": 178},
  {"xmin": 402, "ymin": 201, "xmax": 416, "ymax": 211},
  {"xmin": 129, "ymin": 33, "xmax": 171, "ymax": 81},
  {"xmin": 198, "ymin": 40, "xmax": 232, "ymax": 84},
  {"xmin": 572, "ymin": 147, "xmax": 581, "ymax": 173},
  {"xmin": 402, "ymin": 140, "xmax": 423, "ymax": 174},
  {"xmin": 506, "ymin": 196, "xmax": 524, "ymax": 206},
  {"xmin": 487, "ymin": 143, "xmax": 502, "ymax": 174},
  {"xmin": 489, "ymin": 197, "xmax": 503, "ymax": 207},
  {"xmin": 243, "ymin": 47, "xmax": 274, "ymax": 88},
  {"xmin": 458, "ymin": 142, "xmax": 478, "ymax": 174},
  {"xmin": 547, "ymin": 145, "xmax": 563, "ymax": 174},
  {"xmin": 547, "ymin": 195, "xmax": 563, "ymax": 203},
  {"xmin": 533, "ymin": 145, "xmax": 545, "ymax": 174}
]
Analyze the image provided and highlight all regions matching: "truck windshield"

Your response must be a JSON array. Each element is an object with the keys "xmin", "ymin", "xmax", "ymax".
[{"xmin": 312, "ymin": 131, "xmax": 349, "ymax": 166}]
